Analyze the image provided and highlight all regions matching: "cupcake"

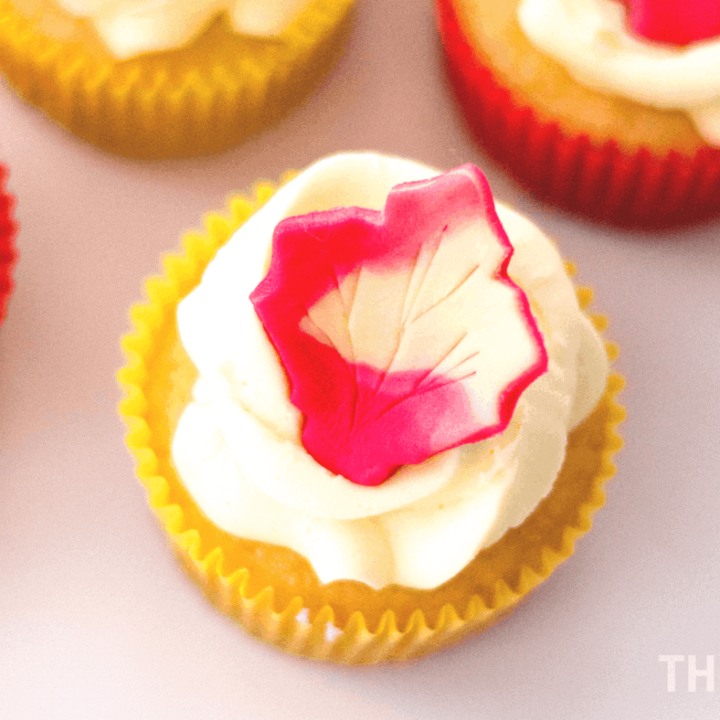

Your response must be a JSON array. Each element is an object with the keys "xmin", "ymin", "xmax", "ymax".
[
  {"xmin": 0, "ymin": 163, "xmax": 17, "ymax": 326},
  {"xmin": 0, "ymin": 0, "xmax": 354, "ymax": 157},
  {"xmin": 119, "ymin": 153, "xmax": 624, "ymax": 663},
  {"xmin": 435, "ymin": 0, "xmax": 720, "ymax": 227}
]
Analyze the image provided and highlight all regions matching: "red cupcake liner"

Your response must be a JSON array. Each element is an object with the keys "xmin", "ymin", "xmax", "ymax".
[
  {"xmin": 435, "ymin": 0, "xmax": 720, "ymax": 227},
  {"xmin": 1, "ymin": 164, "xmax": 18, "ymax": 325}
]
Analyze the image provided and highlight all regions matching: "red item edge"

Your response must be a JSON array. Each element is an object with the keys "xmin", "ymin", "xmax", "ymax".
[{"xmin": 0, "ymin": 165, "xmax": 18, "ymax": 326}]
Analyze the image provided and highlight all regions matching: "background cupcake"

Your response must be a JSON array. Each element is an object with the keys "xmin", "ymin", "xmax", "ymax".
[
  {"xmin": 0, "ymin": 0, "xmax": 355, "ymax": 157},
  {"xmin": 119, "ymin": 153, "xmax": 624, "ymax": 663},
  {"xmin": 435, "ymin": 0, "xmax": 720, "ymax": 226}
]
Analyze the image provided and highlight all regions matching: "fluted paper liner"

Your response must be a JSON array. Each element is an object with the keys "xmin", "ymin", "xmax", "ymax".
[
  {"xmin": 118, "ymin": 178, "xmax": 625, "ymax": 664},
  {"xmin": 0, "ymin": 164, "xmax": 17, "ymax": 325},
  {"xmin": 435, "ymin": 0, "xmax": 720, "ymax": 227},
  {"xmin": 0, "ymin": 0, "xmax": 354, "ymax": 157}
]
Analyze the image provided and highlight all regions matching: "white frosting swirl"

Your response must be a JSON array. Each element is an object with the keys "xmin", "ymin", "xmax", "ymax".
[
  {"xmin": 56, "ymin": 0, "xmax": 309, "ymax": 59},
  {"xmin": 171, "ymin": 153, "xmax": 609, "ymax": 590},
  {"xmin": 517, "ymin": 0, "xmax": 720, "ymax": 145}
]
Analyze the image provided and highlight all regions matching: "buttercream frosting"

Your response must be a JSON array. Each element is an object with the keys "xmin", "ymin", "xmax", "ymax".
[
  {"xmin": 517, "ymin": 0, "xmax": 720, "ymax": 146},
  {"xmin": 172, "ymin": 153, "xmax": 609, "ymax": 590},
  {"xmin": 55, "ymin": 0, "xmax": 309, "ymax": 59}
]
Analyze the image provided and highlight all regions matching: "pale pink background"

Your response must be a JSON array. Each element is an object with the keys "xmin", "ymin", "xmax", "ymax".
[{"xmin": 2, "ymin": 2, "xmax": 720, "ymax": 718}]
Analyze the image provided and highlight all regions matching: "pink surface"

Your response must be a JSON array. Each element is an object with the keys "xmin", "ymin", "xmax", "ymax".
[
  {"xmin": 1, "ymin": 1, "xmax": 720, "ymax": 718},
  {"xmin": 252, "ymin": 166, "xmax": 546, "ymax": 485}
]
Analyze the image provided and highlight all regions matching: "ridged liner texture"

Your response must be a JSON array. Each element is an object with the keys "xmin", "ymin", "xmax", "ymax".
[
  {"xmin": 435, "ymin": 0, "xmax": 720, "ymax": 228},
  {"xmin": 0, "ymin": 0, "xmax": 354, "ymax": 157},
  {"xmin": 118, "ymin": 177, "xmax": 625, "ymax": 664},
  {"xmin": 0, "ymin": 164, "xmax": 17, "ymax": 325}
]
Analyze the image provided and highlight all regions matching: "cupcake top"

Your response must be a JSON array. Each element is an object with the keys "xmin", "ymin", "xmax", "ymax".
[
  {"xmin": 172, "ymin": 153, "xmax": 609, "ymax": 590},
  {"xmin": 517, "ymin": 0, "xmax": 720, "ymax": 145},
  {"xmin": 55, "ymin": 0, "xmax": 310, "ymax": 58}
]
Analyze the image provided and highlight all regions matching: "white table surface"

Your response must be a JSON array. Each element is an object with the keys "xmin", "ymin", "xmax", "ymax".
[{"xmin": 2, "ymin": 2, "xmax": 720, "ymax": 718}]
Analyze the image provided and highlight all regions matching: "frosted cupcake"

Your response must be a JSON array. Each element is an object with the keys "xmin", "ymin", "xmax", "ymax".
[
  {"xmin": 0, "ymin": 0, "xmax": 354, "ymax": 157},
  {"xmin": 119, "ymin": 153, "xmax": 624, "ymax": 663},
  {"xmin": 0, "ymin": 163, "xmax": 17, "ymax": 326},
  {"xmin": 435, "ymin": 0, "xmax": 720, "ymax": 226}
]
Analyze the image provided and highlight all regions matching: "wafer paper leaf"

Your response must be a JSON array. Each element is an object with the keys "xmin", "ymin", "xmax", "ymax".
[
  {"xmin": 250, "ymin": 166, "xmax": 548, "ymax": 486},
  {"xmin": 627, "ymin": 0, "xmax": 720, "ymax": 46}
]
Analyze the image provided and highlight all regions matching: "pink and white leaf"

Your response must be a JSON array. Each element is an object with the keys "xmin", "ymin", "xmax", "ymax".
[{"xmin": 250, "ymin": 166, "xmax": 548, "ymax": 486}]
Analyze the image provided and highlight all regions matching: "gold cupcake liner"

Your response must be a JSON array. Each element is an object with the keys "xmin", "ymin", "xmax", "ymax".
[
  {"xmin": 118, "ymin": 177, "xmax": 625, "ymax": 663},
  {"xmin": 0, "ymin": 0, "xmax": 354, "ymax": 157}
]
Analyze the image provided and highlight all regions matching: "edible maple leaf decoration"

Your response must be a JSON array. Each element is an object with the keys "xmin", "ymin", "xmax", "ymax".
[
  {"xmin": 627, "ymin": 0, "xmax": 720, "ymax": 46},
  {"xmin": 250, "ymin": 166, "xmax": 548, "ymax": 486}
]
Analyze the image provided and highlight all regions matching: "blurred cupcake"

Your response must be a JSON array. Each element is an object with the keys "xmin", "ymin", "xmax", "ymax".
[
  {"xmin": 0, "ymin": 163, "xmax": 17, "ymax": 326},
  {"xmin": 0, "ymin": 0, "xmax": 354, "ymax": 157},
  {"xmin": 119, "ymin": 153, "xmax": 624, "ymax": 663},
  {"xmin": 435, "ymin": 0, "xmax": 720, "ymax": 227}
]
